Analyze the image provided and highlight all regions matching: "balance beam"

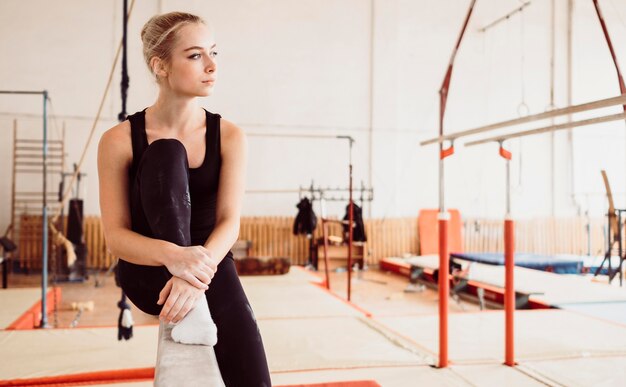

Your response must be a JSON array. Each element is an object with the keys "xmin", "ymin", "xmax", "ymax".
[{"xmin": 155, "ymin": 321, "xmax": 225, "ymax": 387}]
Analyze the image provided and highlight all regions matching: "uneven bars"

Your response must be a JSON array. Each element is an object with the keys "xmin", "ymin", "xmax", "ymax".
[
  {"xmin": 465, "ymin": 112, "xmax": 626, "ymax": 147},
  {"xmin": 421, "ymin": 93, "xmax": 626, "ymax": 146}
]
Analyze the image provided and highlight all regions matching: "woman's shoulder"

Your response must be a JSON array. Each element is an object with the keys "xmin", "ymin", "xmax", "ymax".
[
  {"xmin": 218, "ymin": 118, "xmax": 246, "ymax": 150},
  {"xmin": 98, "ymin": 120, "xmax": 132, "ymax": 162},
  {"xmin": 101, "ymin": 120, "xmax": 131, "ymax": 145},
  {"xmin": 218, "ymin": 118, "xmax": 244, "ymax": 140}
]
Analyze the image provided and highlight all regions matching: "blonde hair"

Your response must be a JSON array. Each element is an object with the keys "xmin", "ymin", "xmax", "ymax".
[{"xmin": 141, "ymin": 12, "xmax": 206, "ymax": 75}]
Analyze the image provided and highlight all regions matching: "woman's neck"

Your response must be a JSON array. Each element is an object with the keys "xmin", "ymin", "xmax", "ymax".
[{"xmin": 148, "ymin": 92, "xmax": 203, "ymax": 133}]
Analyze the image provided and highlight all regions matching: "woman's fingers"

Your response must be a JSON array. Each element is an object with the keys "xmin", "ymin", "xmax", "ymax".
[
  {"xmin": 171, "ymin": 296, "xmax": 196, "ymax": 324},
  {"xmin": 183, "ymin": 271, "xmax": 208, "ymax": 290},
  {"xmin": 165, "ymin": 296, "xmax": 186, "ymax": 323},
  {"xmin": 156, "ymin": 279, "xmax": 173, "ymax": 305},
  {"xmin": 159, "ymin": 291, "xmax": 180, "ymax": 322},
  {"xmin": 194, "ymin": 268, "xmax": 213, "ymax": 287}
]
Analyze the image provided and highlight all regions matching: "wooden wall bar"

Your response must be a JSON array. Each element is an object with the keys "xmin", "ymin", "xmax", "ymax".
[{"xmin": 16, "ymin": 215, "xmax": 609, "ymax": 270}]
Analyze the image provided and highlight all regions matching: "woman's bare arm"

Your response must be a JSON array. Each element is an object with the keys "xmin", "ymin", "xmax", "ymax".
[{"xmin": 97, "ymin": 122, "xmax": 215, "ymax": 289}]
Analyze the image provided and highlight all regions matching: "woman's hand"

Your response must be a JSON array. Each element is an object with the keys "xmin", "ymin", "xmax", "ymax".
[
  {"xmin": 157, "ymin": 276, "xmax": 205, "ymax": 324},
  {"xmin": 163, "ymin": 245, "xmax": 218, "ymax": 290}
]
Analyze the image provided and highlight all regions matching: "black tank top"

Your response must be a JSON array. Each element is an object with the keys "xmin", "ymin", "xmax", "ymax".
[{"xmin": 127, "ymin": 108, "xmax": 222, "ymax": 245}]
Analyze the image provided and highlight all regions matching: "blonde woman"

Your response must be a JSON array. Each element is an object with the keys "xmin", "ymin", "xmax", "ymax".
[{"xmin": 98, "ymin": 12, "xmax": 271, "ymax": 385}]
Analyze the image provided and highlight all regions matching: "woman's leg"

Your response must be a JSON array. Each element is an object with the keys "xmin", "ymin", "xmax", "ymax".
[
  {"xmin": 207, "ymin": 257, "xmax": 271, "ymax": 386},
  {"xmin": 118, "ymin": 139, "xmax": 192, "ymax": 315}
]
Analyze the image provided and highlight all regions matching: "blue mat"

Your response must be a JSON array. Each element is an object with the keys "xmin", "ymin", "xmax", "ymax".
[
  {"xmin": 580, "ymin": 255, "xmax": 623, "ymax": 276},
  {"xmin": 450, "ymin": 252, "xmax": 584, "ymax": 274}
]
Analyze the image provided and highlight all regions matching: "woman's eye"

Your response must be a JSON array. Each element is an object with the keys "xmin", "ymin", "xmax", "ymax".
[
  {"xmin": 189, "ymin": 53, "xmax": 201, "ymax": 59},
  {"xmin": 209, "ymin": 51, "xmax": 218, "ymax": 58}
]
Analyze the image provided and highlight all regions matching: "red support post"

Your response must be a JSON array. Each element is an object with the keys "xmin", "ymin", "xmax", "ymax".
[
  {"xmin": 438, "ymin": 213, "xmax": 449, "ymax": 368},
  {"xmin": 436, "ymin": 0, "xmax": 476, "ymax": 368},
  {"xmin": 322, "ymin": 221, "xmax": 331, "ymax": 290},
  {"xmin": 347, "ymin": 164, "xmax": 354, "ymax": 301},
  {"xmin": 504, "ymin": 218, "xmax": 516, "ymax": 366}
]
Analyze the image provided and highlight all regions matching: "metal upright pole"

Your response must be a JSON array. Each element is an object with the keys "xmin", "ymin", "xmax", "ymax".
[
  {"xmin": 336, "ymin": 135, "xmax": 356, "ymax": 301},
  {"xmin": 40, "ymin": 90, "xmax": 50, "ymax": 328},
  {"xmin": 0, "ymin": 90, "xmax": 50, "ymax": 327},
  {"xmin": 347, "ymin": 140, "xmax": 354, "ymax": 301},
  {"xmin": 500, "ymin": 142, "xmax": 515, "ymax": 366},
  {"xmin": 435, "ymin": 0, "xmax": 476, "ymax": 368},
  {"xmin": 438, "ymin": 147, "xmax": 450, "ymax": 368}
]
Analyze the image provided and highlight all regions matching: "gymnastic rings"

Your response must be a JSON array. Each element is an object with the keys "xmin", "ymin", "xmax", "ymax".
[{"xmin": 517, "ymin": 102, "xmax": 529, "ymax": 117}]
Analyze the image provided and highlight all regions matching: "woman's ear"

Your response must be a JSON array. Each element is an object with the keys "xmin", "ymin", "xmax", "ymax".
[{"xmin": 150, "ymin": 57, "xmax": 168, "ymax": 79}]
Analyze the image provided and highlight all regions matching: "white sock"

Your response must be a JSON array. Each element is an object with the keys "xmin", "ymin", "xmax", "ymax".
[{"xmin": 170, "ymin": 297, "xmax": 218, "ymax": 346}]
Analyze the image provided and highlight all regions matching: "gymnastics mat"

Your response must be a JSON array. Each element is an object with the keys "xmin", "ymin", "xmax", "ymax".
[
  {"xmin": 0, "ymin": 287, "xmax": 61, "ymax": 329},
  {"xmin": 451, "ymin": 252, "xmax": 584, "ymax": 274},
  {"xmin": 240, "ymin": 270, "xmax": 362, "ymax": 319},
  {"xmin": 523, "ymin": 356, "xmax": 626, "ymax": 387},
  {"xmin": 555, "ymin": 301, "xmax": 626, "ymax": 326},
  {"xmin": 0, "ymin": 325, "xmax": 158, "ymax": 384},
  {"xmin": 374, "ymin": 309, "xmax": 626, "ymax": 364}
]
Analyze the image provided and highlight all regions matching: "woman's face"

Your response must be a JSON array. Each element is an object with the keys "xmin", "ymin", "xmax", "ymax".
[{"xmin": 162, "ymin": 22, "xmax": 217, "ymax": 97}]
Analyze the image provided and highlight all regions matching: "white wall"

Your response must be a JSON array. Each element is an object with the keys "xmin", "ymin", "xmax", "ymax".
[{"xmin": 1, "ymin": 0, "xmax": 625, "ymax": 234}]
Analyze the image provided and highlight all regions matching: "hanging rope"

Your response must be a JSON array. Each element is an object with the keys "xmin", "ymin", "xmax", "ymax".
[
  {"xmin": 116, "ymin": 0, "xmax": 133, "ymax": 341},
  {"xmin": 45, "ymin": 0, "xmax": 137, "ymax": 282},
  {"xmin": 119, "ymin": 0, "xmax": 130, "ymax": 122},
  {"xmin": 117, "ymin": 292, "xmax": 134, "ymax": 340},
  {"xmin": 50, "ymin": 0, "xmax": 137, "ymax": 225}
]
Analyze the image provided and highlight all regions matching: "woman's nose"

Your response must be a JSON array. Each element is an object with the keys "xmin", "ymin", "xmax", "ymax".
[{"xmin": 205, "ymin": 59, "xmax": 215, "ymax": 73}]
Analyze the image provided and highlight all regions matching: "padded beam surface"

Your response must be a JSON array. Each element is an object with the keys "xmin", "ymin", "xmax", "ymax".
[{"xmin": 154, "ymin": 321, "xmax": 224, "ymax": 387}]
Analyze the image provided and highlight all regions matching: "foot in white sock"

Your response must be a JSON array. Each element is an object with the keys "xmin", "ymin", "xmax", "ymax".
[{"xmin": 170, "ymin": 297, "xmax": 217, "ymax": 346}]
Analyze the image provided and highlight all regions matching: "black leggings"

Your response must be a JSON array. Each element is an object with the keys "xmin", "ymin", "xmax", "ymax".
[{"xmin": 117, "ymin": 139, "xmax": 271, "ymax": 386}]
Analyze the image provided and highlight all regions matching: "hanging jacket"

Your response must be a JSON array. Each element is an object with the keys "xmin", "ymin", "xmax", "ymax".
[
  {"xmin": 293, "ymin": 198, "xmax": 317, "ymax": 236},
  {"xmin": 343, "ymin": 202, "xmax": 367, "ymax": 242}
]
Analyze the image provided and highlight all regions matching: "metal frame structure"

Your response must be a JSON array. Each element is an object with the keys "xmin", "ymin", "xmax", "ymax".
[
  {"xmin": 0, "ymin": 90, "xmax": 50, "ymax": 328},
  {"xmin": 421, "ymin": 0, "xmax": 626, "ymax": 369},
  {"xmin": 424, "ymin": 92, "xmax": 626, "ymax": 367},
  {"xmin": 247, "ymin": 132, "xmax": 359, "ymax": 300}
]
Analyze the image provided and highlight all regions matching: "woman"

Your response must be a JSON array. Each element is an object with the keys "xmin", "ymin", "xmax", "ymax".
[{"xmin": 97, "ymin": 11, "xmax": 271, "ymax": 386}]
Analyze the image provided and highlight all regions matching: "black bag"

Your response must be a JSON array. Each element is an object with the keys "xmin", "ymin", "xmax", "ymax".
[
  {"xmin": 343, "ymin": 202, "xmax": 367, "ymax": 242},
  {"xmin": 293, "ymin": 198, "xmax": 317, "ymax": 236}
]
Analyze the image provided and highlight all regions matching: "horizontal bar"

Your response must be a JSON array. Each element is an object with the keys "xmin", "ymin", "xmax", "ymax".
[
  {"xmin": 246, "ymin": 189, "xmax": 300, "ymax": 194},
  {"xmin": 247, "ymin": 133, "xmax": 353, "ymax": 140},
  {"xmin": 465, "ymin": 112, "xmax": 626, "ymax": 146},
  {"xmin": 16, "ymin": 192, "xmax": 58, "ymax": 196},
  {"xmin": 421, "ymin": 93, "xmax": 626, "ymax": 145},
  {"xmin": 15, "ymin": 199, "xmax": 61, "ymax": 204},
  {"xmin": 0, "ymin": 90, "xmax": 46, "ymax": 95},
  {"xmin": 16, "ymin": 139, "xmax": 63, "ymax": 144},
  {"xmin": 15, "ymin": 147, "xmax": 63, "ymax": 152},
  {"xmin": 15, "ymin": 162, "xmax": 63, "ymax": 166},
  {"xmin": 321, "ymin": 219, "xmax": 351, "ymax": 225},
  {"xmin": 16, "ymin": 169, "xmax": 63, "ymax": 174},
  {"xmin": 246, "ymin": 187, "xmax": 373, "ymax": 194},
  {"xmin": 16, "ymin": 154, "xmax": 64, "ymax": 159}
]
